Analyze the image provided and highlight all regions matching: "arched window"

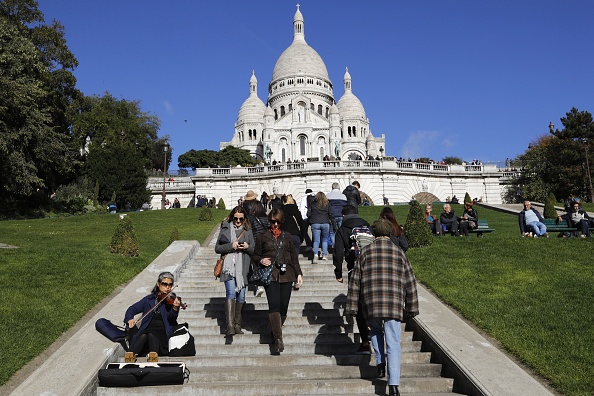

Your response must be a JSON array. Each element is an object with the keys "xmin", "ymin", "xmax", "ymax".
[
  {"xmin": 348, "ymin": 126, "xmax": 352, "ymax": 137},
  {"xmin": 325, "ymin": 107, "xmax": 329, "ymax": 118},
  {"xmin": 282, "ymin": 148, "xmax": 286, "ymax": 163},
  {"xmin": 274, "ymin": 109, "xmax": 278, "ymax": 120},
  {"xmin": 288, "ymin": 103, "xmax": 292, "ymax": 112},
  {"xmin": 310, "ymin": 103, "xmax": 315, "ymax": 111},
  {"xmin": 353, "ymin": 126, "xmax": 357, "ymax": 137},
  {"xmin": 280, "ymin": 106, "xmax": 285, "ymax": 116},
  {"xmin": 299, "ymin": 136, "xmax": 306, "ymax": 156},
  {"xmin": 317, "ymin": 105, "xmax": 323, "ymax": 115}
]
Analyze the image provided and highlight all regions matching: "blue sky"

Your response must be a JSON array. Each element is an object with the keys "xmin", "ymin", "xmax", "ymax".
[{"xmin": 39, "ymin": 0, "xmax": 594, "ymax": 168}]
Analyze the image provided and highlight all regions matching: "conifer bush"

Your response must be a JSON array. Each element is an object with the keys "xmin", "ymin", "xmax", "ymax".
[
  {"xmin": 404, "ymin": 200, "xmax": 433, "ymax": 248},
  {"xmin": 168, "ymin": 227, "xmax": 180, "ymax": 245},
  {"xmin": 217, "ymin": 198, "xmax": 226, "ymax": 210},
  {"xmin": 110, "ymin": 216, "xmax": 139, "ymax": 256},
  {"xmin": 198, "ymin": 206, "xmax": 213, "ymax": 221},
  {"xmin": 544, "ymin": 192, "xmax": 558, "ymax": 218},
  {"xmin": 464, "ymin": 192, "xmax": 472, "ymax": 204}
]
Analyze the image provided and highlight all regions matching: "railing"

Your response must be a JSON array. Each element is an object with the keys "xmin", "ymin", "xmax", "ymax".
[
  {"xmin": 190, "ymin": 160, "xmax": 499, "ymax": 178},
  {"xmin": 147, "ymin": 180, "xmax": 194, "ymax": 190}
]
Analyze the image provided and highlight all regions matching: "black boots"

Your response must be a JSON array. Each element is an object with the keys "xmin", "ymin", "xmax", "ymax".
[
  {"xmin": 225, "ymin": 299, "xmax": 235, "ymax": 336},
  {"xmin": 234, "ymin": 302, "xmax": 244, "ymax": 334},
  {"xmin": 376, "ymin": 363, "xmax": 386, "ymax": 378},
  {"xmin": 388, "ymin": 385, "xmax": 400, "ymax": 396},
  {"xmin": 269, "ymin": 312, "xmax": 284, "ymax": 354}
]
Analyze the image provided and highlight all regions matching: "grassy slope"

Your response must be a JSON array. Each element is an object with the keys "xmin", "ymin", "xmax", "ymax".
[{"xmin": 359, "ymin": 205, "xmax": 594, "ymax": 396}]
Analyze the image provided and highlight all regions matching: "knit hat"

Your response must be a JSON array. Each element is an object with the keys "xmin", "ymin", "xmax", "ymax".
[
  {"xmin": 244, "ymin": 190, "xmax": 257, "ymax": 201},
  {"xmin": 305, "ymin": 188, "xmax": 313, "ymax": 194}
]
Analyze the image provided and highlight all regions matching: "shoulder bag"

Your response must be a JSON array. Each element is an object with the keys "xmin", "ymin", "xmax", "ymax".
[{"xmin": 249, "ymin": 234, "xmax": 284, "ymax": 286}]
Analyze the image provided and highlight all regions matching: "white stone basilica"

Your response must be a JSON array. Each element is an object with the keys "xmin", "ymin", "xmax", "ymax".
[{"xmin": 220, "ymin": 5, "xmax": 386, "ymax": 163}]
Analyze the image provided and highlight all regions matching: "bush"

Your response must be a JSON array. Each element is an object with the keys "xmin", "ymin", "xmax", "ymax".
[
  {"xmin": 168, "ymin": 227, "xmax": 180, "ymax": 245},
  {"xmin": 217, "ymin": 198, "xmax": 226, "ymax": 210},
  {"xmin": 544, "ymin": 192, "xmax": 558, "ymax": 218},
  {"xmin": 464, "ymin": 192, "xmax": 472, "ymax": 205},
  {"xmin": 110, "ymin": 216, "xmax": 139, "ymax": 256},
  {"xmin": 404, "ymin": 200, "xmax": 433, "ymax": 248},
  {"xmin": 198, "ymin": 206, "xmax": 214, "ymax": 221}
]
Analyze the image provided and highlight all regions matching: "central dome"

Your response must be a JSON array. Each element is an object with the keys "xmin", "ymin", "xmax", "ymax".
[
  {"xmin": 272, "ymin": 42, "xmax": 329, "ymax": 81},
  {"xmin": 271, "ymin": 5, "xmax": 329, "ymax": 82}
]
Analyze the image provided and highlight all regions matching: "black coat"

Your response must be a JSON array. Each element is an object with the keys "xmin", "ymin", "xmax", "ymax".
[
  {"xmin": 280, "ymin": 203, "xmax": 307, "ymax": 241},
  {"xmin": 332, "ymin": 214, "xmax": 370, "ymax": 279},
  {"xmin": 252, "ymin": 230, "xmax": 302, "ymax": 284}
]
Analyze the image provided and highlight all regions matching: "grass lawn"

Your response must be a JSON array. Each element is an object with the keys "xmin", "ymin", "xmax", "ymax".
[
  {"xmin": 359, "ymin": 205, "xmax": 594, "ymax": 396},
  {"xmin": 0, "ymin": 204, "xmax": 593, "ymax": 395}
]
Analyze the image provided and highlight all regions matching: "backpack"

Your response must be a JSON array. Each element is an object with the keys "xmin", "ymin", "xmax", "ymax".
[{"xmin": 349, "ymin": 226, "xmax": 375, "ymax": 256}]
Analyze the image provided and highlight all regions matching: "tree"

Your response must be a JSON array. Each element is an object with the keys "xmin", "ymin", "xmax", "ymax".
[
  {"xmin": 68, "ymin": 92, "xmax": 161, "ymax": 170},
  {"xmin": 85, "ymin": 142, "xmax": 151, "ymax": 209},
  {"xmin": 543, "ymin": 192, "xmax": 558, "ymax": 219},
  {"xmin": 404, "ymin": 200, "xmax": 432, "ymax": 248},
  {"xmin": 442, "ymin": 156, "xmax": 463, "ymax": 165},
  {"xmin": 0, "ymin": 0, "xmax": 80, "ymax": 209},
  {"xmin": 464, "ymin": 192, "xmax": 472, "ymax": 204},
  {"xmin": 178, "ymin": 145, "xmax": 256, "ymax": 169},
  {"xmin": 550, "ymin": 107, "xmax": 594, "ymax": 202}
]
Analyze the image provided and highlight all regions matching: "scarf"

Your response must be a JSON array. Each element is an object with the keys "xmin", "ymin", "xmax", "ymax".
[
  {"xmin": 222, "ymin": 223, "xmax": 245, "ymax": 292},
  {"xmin": 271, "ymin": 227, "xmax": 282, "ymax": 239}
]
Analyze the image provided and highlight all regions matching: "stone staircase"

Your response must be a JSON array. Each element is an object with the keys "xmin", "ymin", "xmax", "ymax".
[{"xmin": 97, "ymin": 236, "xmax": 460, "ymax": 395}]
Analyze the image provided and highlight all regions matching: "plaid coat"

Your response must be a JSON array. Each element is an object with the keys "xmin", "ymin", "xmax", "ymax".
[{"xmin": 346, "ymin": 237, "xmax": 419, "ymax": 321}]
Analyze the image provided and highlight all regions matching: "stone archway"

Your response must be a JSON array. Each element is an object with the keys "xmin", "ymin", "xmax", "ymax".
[{"xmin": 413, "ymin": 192, "xmax": 440, "ymax": 205}]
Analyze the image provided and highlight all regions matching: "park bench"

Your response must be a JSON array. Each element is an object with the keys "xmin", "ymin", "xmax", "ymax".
[
  {"xmin": 468, "ymin": 219, "xmax": 495, "ymax": 237},
  {"xmin": 542, "ymin": 218, "xmax": 592, "ymax": 237}
]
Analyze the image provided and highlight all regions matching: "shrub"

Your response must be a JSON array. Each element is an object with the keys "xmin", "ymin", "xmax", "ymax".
[
  {"xmin": 198, "ymin": 207, "xmax": 214, "ymax": 221},
  {"xmin": 544, "ymin": 192, "xmax": 558, "ymax": 218},
  {"xmin": 168, "ymin": 227, "xmax": 180, "ymax": 245},
  {"xmin": 110, "ymin": 216, "xmax": 139, "ymax": 256},
  {"xmin": 217, "ymin": 198, "xmax": 226, "ymax": 210},
  {"xmin": 404, "ymin": 200, "xmax": 433, "ymax": 248},
  {"xmin": 464, "ymin": 192, "xmax": 472, "ymax": 205}
]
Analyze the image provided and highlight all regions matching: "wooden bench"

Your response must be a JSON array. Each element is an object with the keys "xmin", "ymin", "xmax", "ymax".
[{"xmin": 468, "ymin": 219, "xmax": 495, "ymax": 237}]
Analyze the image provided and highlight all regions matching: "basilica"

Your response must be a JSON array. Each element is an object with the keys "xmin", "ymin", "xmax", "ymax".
[{"xmin": 220, "ymin": 5, "xmax": 386, "ymax": 163}]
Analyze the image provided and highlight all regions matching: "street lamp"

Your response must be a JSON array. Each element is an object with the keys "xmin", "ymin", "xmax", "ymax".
[
  {"xmin": 161, "ymin": 143, "xmax": 169, "ymax": 210},
  {"xmin": 582, "ymin": 138, "xmax": 594, "ymax": 203},
  {"xmin": 379, "ymin": 146, "xmax": 384, "ymax": 158}
]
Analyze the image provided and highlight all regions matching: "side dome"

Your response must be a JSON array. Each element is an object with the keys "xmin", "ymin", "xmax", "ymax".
[
  {"xmin": 336, "ymin": 67, "xmax": 366, "ymax": 119},
  {"xmin": 238, "ymin": 71, "xmax": 266, "ymax": 122}
]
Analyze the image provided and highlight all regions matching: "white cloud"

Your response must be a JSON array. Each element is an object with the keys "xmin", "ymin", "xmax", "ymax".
[
  {"xmin": 400, "ymin": 130, "xmax": 441, "ymax": 159},
  {"xmin": 163, "ymin": 100, "xmax": 174, "ymax": 115}
]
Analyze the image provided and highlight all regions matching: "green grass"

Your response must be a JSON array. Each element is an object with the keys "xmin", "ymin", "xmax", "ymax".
[
  {"xmin": 1, "ymin": 205, "xmax": 593, "ymax": 395},
  {"xmin": 0, "ymin": 208, "xmax": 227, "ymax": 385},
  {"xmin": 359, "ymin": 205, "xmax": 594, "ymax": 396}
]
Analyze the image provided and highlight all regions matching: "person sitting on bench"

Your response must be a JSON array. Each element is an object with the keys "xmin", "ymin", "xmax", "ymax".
[
  {"xmin": 558, "ymin": 201, "xmax": 593, "ymax": 238},
  {"xmin": 440, "ymin": 204, "xmax": 460, "ymax": 236}
]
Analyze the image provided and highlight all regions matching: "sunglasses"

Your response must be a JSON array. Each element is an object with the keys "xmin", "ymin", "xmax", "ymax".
[
  {"xmin": 160, "ymin": 282, "xmax": 173, "ymax": 287},
  {"xmin": 233, "ymin": 216, "xmax": 245, "ymax": 222},
  {"xmin": 270, "ymin": 220, "xmax": 281, "ymax": 225}
]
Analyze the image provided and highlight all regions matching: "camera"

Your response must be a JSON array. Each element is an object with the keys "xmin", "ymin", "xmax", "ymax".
[{"xmin": 277, "ymin": 262, "xmax": 287, "ymax": 274}]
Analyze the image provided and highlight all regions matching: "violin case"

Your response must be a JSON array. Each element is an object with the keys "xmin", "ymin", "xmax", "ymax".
[{"xmin": 98, "ymin": 362, "xmax": 189, "ymax": 387}]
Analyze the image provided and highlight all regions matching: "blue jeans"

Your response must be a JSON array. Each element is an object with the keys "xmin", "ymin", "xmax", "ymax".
[
  {"xmin": 224, "ymin": 277, "xmax": 246, "ymax": 303},
  {"xmin": 527, "ymin": 221, "xmax": 547, "ymax": 236},
  {"xmin": 311, "ymin": 223, "xmax": 330, "ymax": 256},
  {"xmin": 329, "ymin": 216, "xmax": 343, "ymax": 246},
  {"xmin": 368, "ymin": 318, "xmax": 401, "ymax": 386}
]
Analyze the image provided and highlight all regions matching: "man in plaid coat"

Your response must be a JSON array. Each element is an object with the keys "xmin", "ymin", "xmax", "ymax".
[{"xmin": 346, "ymin": 219, "xmax": 419, "ymax": 396}]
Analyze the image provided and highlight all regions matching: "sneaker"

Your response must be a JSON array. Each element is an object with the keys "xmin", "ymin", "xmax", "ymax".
[
  {"xmin": 321, "ymin": 256, "xmax": 328, "ymax": 260},
  {"xmin": 580, "ymin": 234, "xmax": 587, "ymax": 238},
  {"xmin": 354, "ymin": 343, "xmax": 371, "ymax": 355},
  {"xmin": 312, "ymin": 257, "xmax": 319, "ymax": 264},
  {"xmin": 255, "ymin": 286, "xmax": 265, "ymax": 297}
]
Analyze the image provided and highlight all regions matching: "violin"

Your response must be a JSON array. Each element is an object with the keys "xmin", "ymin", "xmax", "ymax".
[{"xmin": 158, "ymin": 291, "xmax": 187, "ymax": 310}]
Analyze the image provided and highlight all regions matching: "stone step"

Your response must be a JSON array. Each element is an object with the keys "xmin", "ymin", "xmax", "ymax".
[
  {"xmin": 165, "ymin": 332, "xmax": 413, "ymax": 345},
  {"xmin": 97, "ymin": 378, "xmax": 454, "ymax": 395},
  {"xmin": 182, "ymin": 363, "xmax": 443, "ymax": 382},
  {"xmin": 149, "ymin": 352, "xmax": 432, "ymax": 367},
  {"xmin": 183, "ymin": 321, "xmax": 359, "ymax": 334},
  {"xmin": 142, "ymin": 341, "xmax": 422, "ymax": 356}
]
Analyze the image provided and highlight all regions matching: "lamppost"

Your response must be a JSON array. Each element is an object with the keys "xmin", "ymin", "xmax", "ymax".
[
  {"xmin": 582, "ymin": 138, "xmax": 594, "ymax": 202},
  {"xmin": 161, "ymin": 143, "xmax": 169, "ymax": 210},
  {"xmin": 379, "ymin": 146, "xmax": 384, "ymax": 158}
]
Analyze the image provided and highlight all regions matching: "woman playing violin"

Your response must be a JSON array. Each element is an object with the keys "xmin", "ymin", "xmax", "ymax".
[{"xmin": 124, "ymin": 272, "xmax": 182, "ymax": 362}]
